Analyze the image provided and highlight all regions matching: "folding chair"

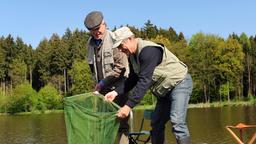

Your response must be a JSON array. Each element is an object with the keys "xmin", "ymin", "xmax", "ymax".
[
  {"xmin": 226, "ymin": 123, "xmax": 256, "ymax": 144},
  {"xmin": 129, "ymin": 109, "xmax": 153, "ymax": 144}
]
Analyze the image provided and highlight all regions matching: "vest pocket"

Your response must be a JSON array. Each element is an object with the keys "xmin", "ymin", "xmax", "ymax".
[
  {"xmin": 103, "ymin": 52, "xmax": 114, "ymax": 75},
  {"xmin": 150, "ymin": 76, "xmax": 173, "ymax": 98},
  {"xmin": 151, "ymin": 85, "xmax": 171, "ymax": 98}
]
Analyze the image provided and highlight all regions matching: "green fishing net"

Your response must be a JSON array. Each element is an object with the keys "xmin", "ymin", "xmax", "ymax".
[{"xmin": 64, "ymin": 92, "xmax": 120, "ymax": 144}]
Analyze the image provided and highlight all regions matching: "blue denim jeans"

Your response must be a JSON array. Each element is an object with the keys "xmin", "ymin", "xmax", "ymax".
[{"xmin": 151, "ymin": 74, "xmax": 193, "ymax": 144}]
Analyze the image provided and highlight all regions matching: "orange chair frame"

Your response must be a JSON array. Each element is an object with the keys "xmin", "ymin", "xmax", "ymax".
[{"xmin": 226, "ymin": 123, "xmax": 256, "ymax": 144}]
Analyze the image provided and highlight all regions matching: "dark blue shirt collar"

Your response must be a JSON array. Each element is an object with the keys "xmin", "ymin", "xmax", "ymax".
[{"xmin": 92, "ymin": 38, "xmax": 102, "ymax": 47}]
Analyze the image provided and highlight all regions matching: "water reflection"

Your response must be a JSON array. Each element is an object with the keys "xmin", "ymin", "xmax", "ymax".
[
  {"xmin": 0, "ymin": 113, "xmax": 67, "ymax": 144},
  {"xmin": 129, "ymin": 106, "xmax": 256, "ymax": 144},
  {"xmin": 0, "ymin": 106, "xmax": 255, "ymax": 144},
  {"xmin": 171, "ymin": 106, "xmax": 256, "ymax": 144}
]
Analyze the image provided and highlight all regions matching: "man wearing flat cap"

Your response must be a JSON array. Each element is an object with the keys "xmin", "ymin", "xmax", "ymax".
[{"xmin": 84, "ymin": 11, "xmax": 130, "ymax": 144}]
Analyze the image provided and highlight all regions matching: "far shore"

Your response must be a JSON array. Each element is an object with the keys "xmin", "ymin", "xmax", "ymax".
[
  {"xmin": 0, "ymin": 100, "xmax": 255, "ymax": 115},
  {"xmin": 133, "ymin": 100, "xmax": 256, "ymax": 110}
]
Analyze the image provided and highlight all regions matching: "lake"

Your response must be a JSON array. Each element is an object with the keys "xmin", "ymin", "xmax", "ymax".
[{"xmin": 0, "ymin": 106, "xmax": 255, "ymax": 144}]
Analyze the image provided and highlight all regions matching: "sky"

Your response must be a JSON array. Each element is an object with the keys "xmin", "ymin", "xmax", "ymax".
[{"xmin": 0, "ymin": 0, "xmax": 256, "ymax": 48}]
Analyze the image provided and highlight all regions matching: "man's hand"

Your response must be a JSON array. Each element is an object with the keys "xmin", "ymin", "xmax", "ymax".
[
  {"xmin": 117, "ymin": 105, "xmax": 131, "ymax": 118},
  {"xmin": 104, "ymin": 90, "xmax": 118, "ymax": 102}
]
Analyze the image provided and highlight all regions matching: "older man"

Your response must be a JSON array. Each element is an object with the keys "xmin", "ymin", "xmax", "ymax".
[
  {"xmin": 84, "ymin": 11, "xmax": 129, "ymax": 144},
  {"xmin": 105, "ymin": 26, "xmax": 193, "ymax": 144}
]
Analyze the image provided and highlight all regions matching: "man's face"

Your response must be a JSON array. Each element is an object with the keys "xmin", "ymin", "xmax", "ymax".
[
  {"xmin": 90, "ymin": 22, "xmax": 106, "ymax": 40},
  {"xmin": 118, "ymin": 38, "xmax": 135, "ymax": 55}
]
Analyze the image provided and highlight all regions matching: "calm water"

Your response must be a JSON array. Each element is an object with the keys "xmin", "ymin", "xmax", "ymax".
[
  {"xmin": 0, "ymin": 113, "xmax": 67, "ymax": 144},
  {"xmin": 0, "ymin": 106, "xmax": 255, "ymax": 144}
]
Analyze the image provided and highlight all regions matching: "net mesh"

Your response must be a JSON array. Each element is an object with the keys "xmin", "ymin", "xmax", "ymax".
[{"xmin": 64, "ymin": 92, "xmax": 120, "ymax": 144}]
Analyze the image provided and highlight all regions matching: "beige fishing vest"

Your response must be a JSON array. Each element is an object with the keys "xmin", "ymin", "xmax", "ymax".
[
  {"xmin": 131, "ymin": 38, "xmax": 188, "ymax": 97},
  {"xmin": 87, "ymin": 30, "xmax": 114, "ymax": 82}
]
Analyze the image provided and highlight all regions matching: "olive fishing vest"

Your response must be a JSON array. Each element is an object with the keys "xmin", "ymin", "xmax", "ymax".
[
  {"xmin": 131, "ymin": 38, "xmax": 188, "ymax": 97},
  {"xmin": 87, "ymin": 30, "xmax": 115, "ymax": 82}
]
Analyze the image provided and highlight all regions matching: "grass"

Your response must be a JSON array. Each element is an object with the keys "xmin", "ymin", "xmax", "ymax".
[
  {"xmin": 189, "ymin": 100, "xmax": 255, "ymax": 108},
  {"xmin": 134, "ymin": 105, "xmax": 155, "ymax": 110},
  {"xmin": 0, "ymin": 109, "xmax": 64, "ymax": 115}
]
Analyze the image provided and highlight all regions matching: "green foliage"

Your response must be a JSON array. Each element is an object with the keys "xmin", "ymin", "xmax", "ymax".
[
  {"xmin": 10, "ymin": 58, "xmax": 27, "ymax": 87},
  {"xmin": 0, "ymin": 90, "xmax": 9, "ymax": 113},
  {"xmin": 188, "ymin": 33, "xmax": 223, "ymax": 102},
  {"xmin": 158, "ymin": 27, "xmax": 178, "ymax": 42},
  {"xmin": 151, "ymin": 35, "xmax": 172, "ymax": 48},
  {"xmin": 140, "ymin": 91, "xmax": 156, "ymax": 105},
  {"xmin": 239, "ymin": 33, "xmax": 251, "ymax": 52},
  {"xmin": 249, "ymin": 96, "xmax": 256, "ymax": 104},
  {"xmin": 0, "ymin": 38, "xmax": 6, "ymax": 79},
  {"xmin": 7, "ymin": 82, "xmax": 38, "ymax": 114},
  {"xmin": 218, "ymin": 38, "xmax": 244, "ymax": 79},
  {"xmin": 34, "ymin": 39, "xmax": 51, "ymax": 85},
  {"xmin": 1, "ymin": 21, "xmax": 256, "ymax": 106},
  {"xmin": 48, "ymin": 74, "xmax": 64, "ymax": 93},
  {"xmin": 48, "ymin": 34, "xmax": 65, "ymax": 74},
  {"xmin": 127, "ymin": 25, "xmax": 142, "ymax": 38},
  {"xmin": 142, "ymin": 20, "xmax": 158, "ymax": 39},
  {"xmin": 219, "ymin": 82, "xmax": 234, "ymax": 101},
  {"xmin": 188, "ymin": 33, "xmax": 245, "ymax": 102},
  {"xmin": 239, "ymin": 33, "xmax": 254, "ymax": 97},
  {"xmin": 189, "ymin": 88, "xmax": 204, "ymax": 103},
  {"xmin": 37, "ymin": 84, "xmax": 62, "ymax": 110},
  {"xmin": 68, "ymin": 59, "xmax": 93, "ymax": 95}
]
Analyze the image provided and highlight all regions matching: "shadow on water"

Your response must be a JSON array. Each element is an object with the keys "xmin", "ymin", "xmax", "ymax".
[{"xmin": 0, "ymin": 106, "xmax": 255, "ymax": 144}]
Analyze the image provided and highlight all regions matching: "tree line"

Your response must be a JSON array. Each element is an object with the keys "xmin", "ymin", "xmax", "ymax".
[{"xmin": 0, "ymin": 20, "xmax": 256, "ymax": 113}]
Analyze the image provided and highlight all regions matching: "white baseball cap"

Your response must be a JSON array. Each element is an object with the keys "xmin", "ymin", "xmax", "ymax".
[{"xmin": 112, "ymin": 26, "xmax": 134, "ymax": 48}]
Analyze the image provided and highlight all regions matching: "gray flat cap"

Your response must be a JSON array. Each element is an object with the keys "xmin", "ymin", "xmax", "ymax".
[{"xmin": 84, "ymin": 11, "xmax": 103, "ymax": 30}]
